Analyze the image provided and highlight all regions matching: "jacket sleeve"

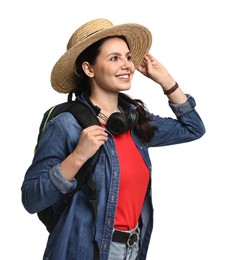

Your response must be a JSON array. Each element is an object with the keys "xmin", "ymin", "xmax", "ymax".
[
  {"xmin": 148, "ymin": 94, "xmax": 206, "ymax": 147},
  {"xmin": 21, "ymin": 114, "xmax": 78, "ymax": 214}
]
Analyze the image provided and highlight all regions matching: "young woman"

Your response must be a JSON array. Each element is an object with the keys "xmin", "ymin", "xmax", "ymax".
[{"xmin": 21, "ymin": 18, "xmax": 205, "ymax": 260}]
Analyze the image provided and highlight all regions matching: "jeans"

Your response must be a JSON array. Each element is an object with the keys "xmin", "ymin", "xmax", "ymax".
[{"xmin": 108, "ymin": 228, "xmax": 140, "ymax": 260}]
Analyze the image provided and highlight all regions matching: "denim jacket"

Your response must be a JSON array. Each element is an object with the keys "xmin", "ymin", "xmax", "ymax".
[{"xmin": 21, "ymin": 93, "xmax": 205, "ymax": 260}]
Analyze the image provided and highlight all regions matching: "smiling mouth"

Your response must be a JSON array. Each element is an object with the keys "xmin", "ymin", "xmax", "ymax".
[{"xmin": 116, "ymin": 74, "xmax": 130, "ymax": 79}]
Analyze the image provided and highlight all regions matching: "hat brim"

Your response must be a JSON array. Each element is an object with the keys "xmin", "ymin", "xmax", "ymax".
[{"xmin": 51, "ymin": 23, "xmax": 152, "ymax": 93}]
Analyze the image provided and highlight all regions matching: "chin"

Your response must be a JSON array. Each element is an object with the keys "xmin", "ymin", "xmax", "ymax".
[{"xmin": 119, "ymin": 84, "xmax": 131, "ymax": 91}]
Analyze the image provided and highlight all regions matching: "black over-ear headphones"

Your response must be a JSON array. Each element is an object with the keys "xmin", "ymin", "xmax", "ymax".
[
  {"xmin": 106, "ymin": 103, "xmax": 139, "ymax": 135},
  {"xmin": 85, "ymin": 95, "xmax": 139, "ymax": 135}
]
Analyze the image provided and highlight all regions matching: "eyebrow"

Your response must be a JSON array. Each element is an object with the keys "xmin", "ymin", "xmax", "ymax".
[{"xmin": 106, "ymin": 51, "xmax": 131, "ymax": 58}]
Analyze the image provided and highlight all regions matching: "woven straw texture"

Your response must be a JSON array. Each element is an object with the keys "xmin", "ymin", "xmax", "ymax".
[{"xmin": 51, "ymin": 18, "xmax": 152, "ymax": 93}]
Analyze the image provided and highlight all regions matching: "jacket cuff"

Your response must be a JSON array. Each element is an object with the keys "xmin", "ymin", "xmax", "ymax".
[
  {"xmin": 49, "ymin": 164, "xmax": 77, "ymax": 194},
  {"xmin": 169, "ymin": 94, "xmax": 196, "ymax": 117}
]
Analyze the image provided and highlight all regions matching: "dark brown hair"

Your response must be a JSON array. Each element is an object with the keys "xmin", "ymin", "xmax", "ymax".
[{"xmin": 74, "ymin": 36, "xmax": 157, "ymax": 143}]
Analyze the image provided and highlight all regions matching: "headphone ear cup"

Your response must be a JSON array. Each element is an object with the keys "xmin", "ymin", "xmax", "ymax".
[{"xmin": 107, "ymin": 112, "xmax": 128, "ymax": 135}]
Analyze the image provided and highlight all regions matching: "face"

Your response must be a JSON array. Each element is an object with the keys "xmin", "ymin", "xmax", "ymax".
[{"xmin": 86, "ymin": 37, "xmax": 135, "ymax": 94}]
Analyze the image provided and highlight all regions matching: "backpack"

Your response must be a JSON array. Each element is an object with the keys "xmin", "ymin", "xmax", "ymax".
[{"xmin": 35, "ymin": 93, "xmax": 101, "ymax": 233}]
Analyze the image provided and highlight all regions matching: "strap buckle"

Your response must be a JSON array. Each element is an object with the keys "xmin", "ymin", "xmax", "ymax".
[{"xmin": 127, "ymin": 229, "xmax": 139, "ymax": 247}]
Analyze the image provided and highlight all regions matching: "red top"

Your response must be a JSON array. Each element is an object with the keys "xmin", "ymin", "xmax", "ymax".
[{"xmin": 113, "ymin": 130, "xmax": 150, "ymax": 230}]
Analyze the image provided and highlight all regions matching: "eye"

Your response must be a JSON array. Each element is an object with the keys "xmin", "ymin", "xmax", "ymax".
[
  {"xmin": 110, "ymin": 56, "xmax": 118, "ymax": 61},
  {"xmin": 127, "ymin": 54, "xmax": 132, "ymax": 61}
]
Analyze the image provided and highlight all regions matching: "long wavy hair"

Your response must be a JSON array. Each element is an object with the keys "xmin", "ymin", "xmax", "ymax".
[{"xmin": 74, "ymin": 36, "xmax": 157, "ymax": 143}]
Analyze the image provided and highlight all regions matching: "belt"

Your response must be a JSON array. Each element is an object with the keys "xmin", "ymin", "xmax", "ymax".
[{"xmin": 112, "ymin": 228, "xmax": 139, "ymax": 247}]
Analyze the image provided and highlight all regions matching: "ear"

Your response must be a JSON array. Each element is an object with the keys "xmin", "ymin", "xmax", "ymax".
[{"xmin": 82, "ymin": 62, "xmax": 94, "ymax": 78}]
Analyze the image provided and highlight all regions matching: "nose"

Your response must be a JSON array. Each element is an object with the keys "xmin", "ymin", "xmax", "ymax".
[{"xmin": 121, "ymin": 58, "xmax": 132, "ymax": 70}]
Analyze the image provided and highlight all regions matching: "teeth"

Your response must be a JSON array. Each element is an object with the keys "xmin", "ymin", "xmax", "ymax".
[{"xmin": 117, "ymin": 75, "xmax": 129, "ymax": 79}]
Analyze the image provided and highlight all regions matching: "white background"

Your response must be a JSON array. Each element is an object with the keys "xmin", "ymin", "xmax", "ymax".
[{"xmin": 1, "ymin": 0, "xmax": 226, "ymax": 259}]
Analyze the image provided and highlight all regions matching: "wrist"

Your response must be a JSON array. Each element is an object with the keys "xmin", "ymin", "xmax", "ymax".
[
  {"xmin": 160, "ymin": 77, "xmax": 176, "ymax": 89},
  {"xmin": 163, "ymin": 82, "xmax": 179, "ymax": 95},
  {"xmin": 71, "ymin": 149, "xmax": 87, "ymax": 167}
]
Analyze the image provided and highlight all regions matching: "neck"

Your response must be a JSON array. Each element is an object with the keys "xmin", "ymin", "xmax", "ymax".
[{"xmin": 89, "ymin": 92, "xmax": 120, "ymax": 117}]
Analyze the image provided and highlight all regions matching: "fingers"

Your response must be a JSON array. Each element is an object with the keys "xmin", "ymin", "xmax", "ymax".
[
  {"xmin": 75, "ymin": 125, "xmax": 108, "ymax": 161},
  {"xmin": 144, "ymin": 54, "xmax": 157, "ymax": 65},
  {"xmin": 139, "ymin": 54, "xmax": 153, "ymax": 69},
  {"xmin": 146, "ymin": 53, "xmax": 155, "ymax": 60},
  {"xmin": 83, "ymin": 125, "xmax": 108, "ymax": 138},
  {"xmin": 81, "ymin": 125, "xmax": 108, "ymax": 146},
  {"xmin": 137, "ymin": 55, "xmax": 152, "ymax": 75}
]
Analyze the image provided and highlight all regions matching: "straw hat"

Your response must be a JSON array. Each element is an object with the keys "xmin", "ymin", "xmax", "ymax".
[{"xmin": 51, "ymin": 18, "xmax": 152, "ymax": 93}]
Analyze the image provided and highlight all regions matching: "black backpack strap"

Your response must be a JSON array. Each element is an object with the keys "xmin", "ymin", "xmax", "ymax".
[
  {"xmin": 86, "ymin": 173, "xmax": 98, "ymax": 218},
  {"xmin": 66, "ymin": 99, "xmax": 101, "ymax": 127},
  {"xmin": 93, "ymin": 241, "xmax": 100, "ymax": 260},
  {"xmin": 66, "ymin": 100, "xmax": 101, "ymax": 260},
  {"xmin": 66, "ymin": 100, "xmax": 101, "ymax": 191}
]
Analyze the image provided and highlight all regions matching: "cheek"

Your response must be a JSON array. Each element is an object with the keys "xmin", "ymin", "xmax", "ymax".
[
  {"xmin": 95, "ymin": 69, "xmax": 110, "ymax": 80},
  {"xmin": 96, "ymin": 66, "xmax": 115, "ymax": 79},
  {"xmin": 131, "ymin": 63, "xmax": 136, "ymax": 72}
]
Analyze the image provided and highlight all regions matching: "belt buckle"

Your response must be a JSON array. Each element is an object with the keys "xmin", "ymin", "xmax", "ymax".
[{"xmin": 127, "ymin": 229, "xmax": 139, "ymax": 247}]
